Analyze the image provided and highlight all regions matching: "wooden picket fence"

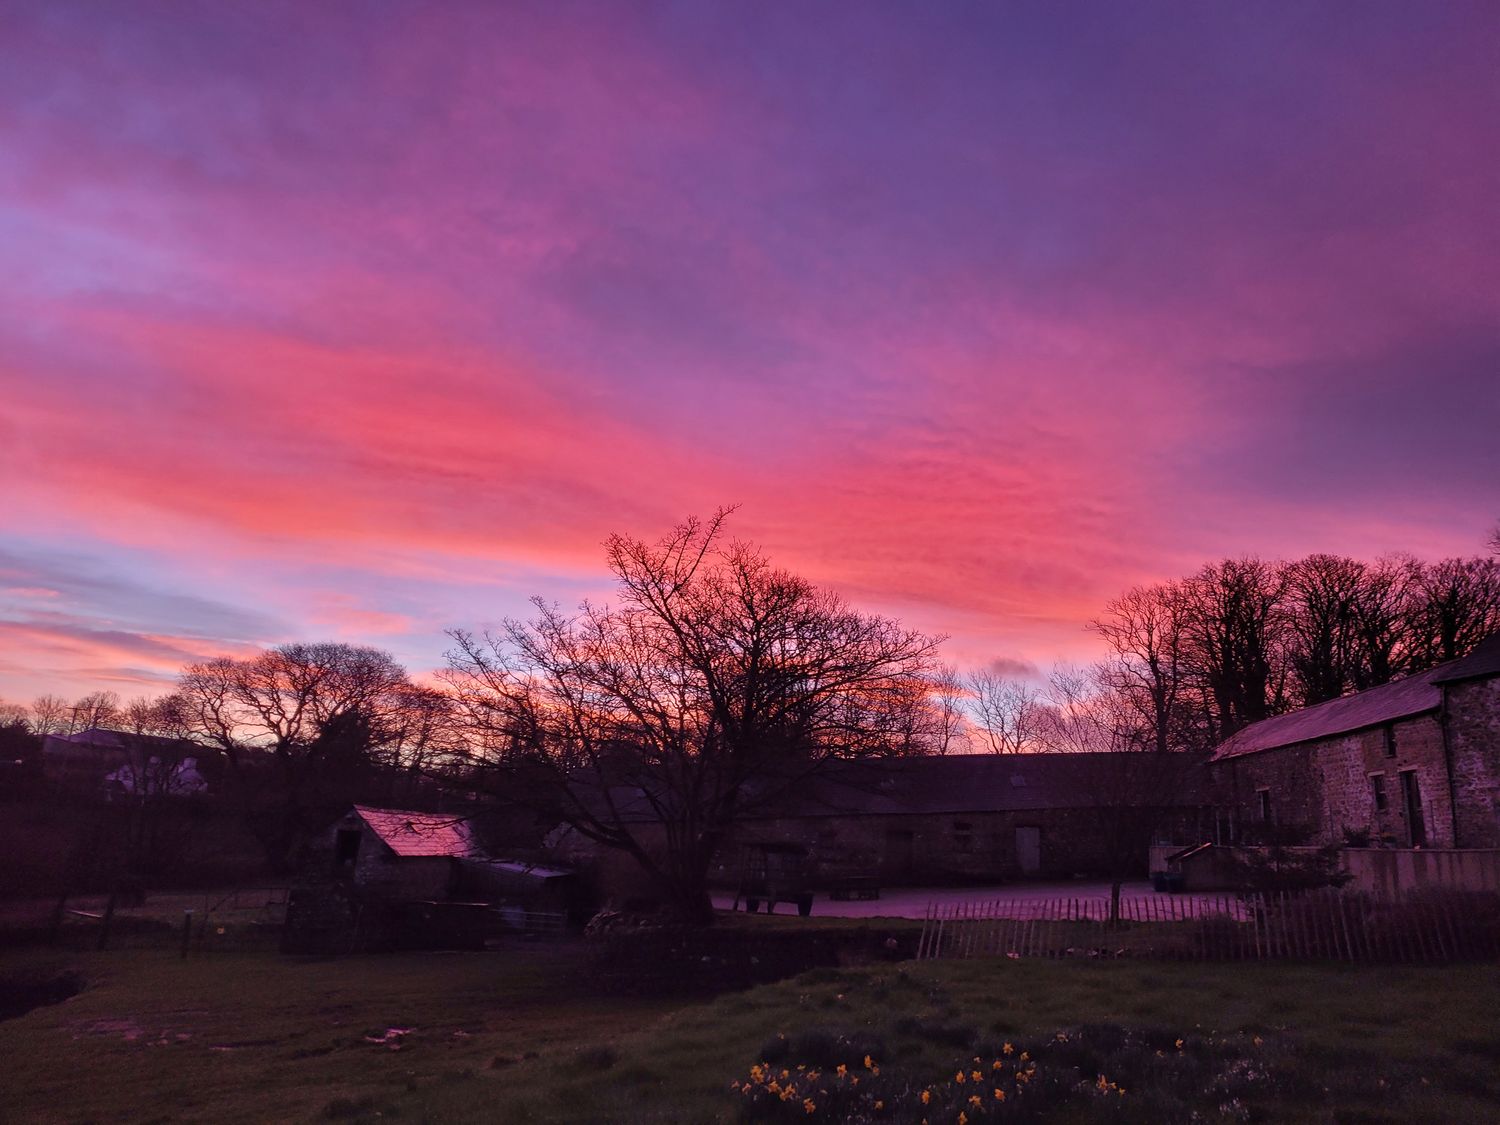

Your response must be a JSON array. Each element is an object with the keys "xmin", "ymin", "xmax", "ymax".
[{"xmin": 915, "ymin": 889, "xmax": 1500, "ymax": 964}]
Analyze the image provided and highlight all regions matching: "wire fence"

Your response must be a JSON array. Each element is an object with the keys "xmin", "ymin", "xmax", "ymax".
[{"xmin": 916, "ymin": 888, "xmax": 1500, "ymax": 964}]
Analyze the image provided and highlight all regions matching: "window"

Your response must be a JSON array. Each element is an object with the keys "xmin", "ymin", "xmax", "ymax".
[
  {"xmin": 1383, "ymin": 725, "xmax": 1397, "ymax": 758},
  {"xmin": 1370, "ymin": 773, "xmax": 1388, "ymax": 812},
  {"xmin": 1256, "ymin": 788, "xmax": 1272, "ymax": 822}
]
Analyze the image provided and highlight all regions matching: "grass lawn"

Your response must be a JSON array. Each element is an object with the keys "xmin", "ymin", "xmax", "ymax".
[{"xmin": 3, "ymin": 936, "xmax": 1499, "ymax": 1123}]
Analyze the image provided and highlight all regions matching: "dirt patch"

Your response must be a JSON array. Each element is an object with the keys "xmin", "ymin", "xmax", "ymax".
[{"xmin": 0, "ymin": 969, "xmax": 84, "ymax": 1021}]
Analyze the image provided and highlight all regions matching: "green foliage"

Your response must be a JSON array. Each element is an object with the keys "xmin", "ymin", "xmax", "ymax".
[{"xmin": 1227, "ymin": 841, "xmax": 1353, "ymax": 894}]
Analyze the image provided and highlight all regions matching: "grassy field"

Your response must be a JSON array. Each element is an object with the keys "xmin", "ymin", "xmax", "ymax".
[{"xmin": 2, "ymin": 935, "xmax": 1499, "ymax": 1123}]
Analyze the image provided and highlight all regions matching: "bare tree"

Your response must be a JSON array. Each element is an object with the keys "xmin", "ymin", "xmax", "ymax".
[
  {"xmin": 1039, "ymin": 664, "xmax": 1201, "ymax": 922},
  {"xmin": 442, "ymin": 513, "xmax": 943, "ymax": 923},
  {"xmin": 68, "ymin": 691, "xmax": 120, "ymax": 734},
  {"xmin": 1183, "ymin": 559, "xmax": 1289, "ymax": 739},
  {"xmin": 1405, "ymin": 557, "xmax": 1500, "ymax": 667},
  {"xmin": 29, "ymin": 694, "xmax": 69, "ymax": 736},
  {"xmin": 1093, "ymin": 581, "xmax": 1195, "ymax": 753},
  {"xmin": 1348, "ymin": 555, "xmax": 1419, "ymax": 690},
  {"xmin": 177, "ymin": 643, "xmax": 415, "ymax": 871},
  {"xmin": 963, "ymin": 668, "xmax": 1045, "ymax": 754},
  {"xmin": 1283, "ymin": 554, "xmax": 1365, "ymax": 706}
]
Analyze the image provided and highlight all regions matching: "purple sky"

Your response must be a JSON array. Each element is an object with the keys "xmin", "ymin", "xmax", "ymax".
[{"xmin": 2, "ymin": 1, "xmax": 1497, "ymax": 701}]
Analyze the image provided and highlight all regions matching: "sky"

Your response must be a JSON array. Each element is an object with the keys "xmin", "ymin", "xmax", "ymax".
[{"xmin": 2, "ymin": 1, "xmax": 1497, "ymax": 703}]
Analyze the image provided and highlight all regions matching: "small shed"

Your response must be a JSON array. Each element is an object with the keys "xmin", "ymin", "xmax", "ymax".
[{"xmin": 332, "ymin": 805, "xmax": 480, "ymax": 901}]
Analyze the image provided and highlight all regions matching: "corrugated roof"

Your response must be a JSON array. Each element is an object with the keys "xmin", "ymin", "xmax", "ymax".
[{"xmin": 353, "ymin": 805, "xmax": 478, "ymax": 858}]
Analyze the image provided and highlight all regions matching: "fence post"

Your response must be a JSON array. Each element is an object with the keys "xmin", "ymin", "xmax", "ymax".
[{"xmin": 180, "ymin": 910, "xmax": 193, "ymax": 960}]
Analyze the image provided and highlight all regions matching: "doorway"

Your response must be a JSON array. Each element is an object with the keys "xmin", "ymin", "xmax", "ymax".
[
  {"xmin": 1399, "ymin": 771, "xmax": 1426, "ymax": 847},
  {"xmin": 1015, "ymin": 826, "xmax": 1041, "ymax": 876}
]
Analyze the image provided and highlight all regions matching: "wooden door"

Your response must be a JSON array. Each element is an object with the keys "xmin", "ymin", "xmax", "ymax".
[{"xmin": 1015, "ymin": 826, "xmax": 1041, "ymax": 875}]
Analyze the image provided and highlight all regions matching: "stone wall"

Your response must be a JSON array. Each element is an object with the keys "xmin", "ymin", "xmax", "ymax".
[
  {"xmin": 1213, "ymin": 675, "xmax": 1500, "ymax": 848},
  {"xmin": 1444, "ymin": 677, "xmax": 1500, "ymax": 847},
  {"xmin": 1213, "ymin": 711, "xmax": 1455, "ymax": 847},
  {"xmin": 715, "ymin": 806, "xmax": 1207, "ymax": 885},
  {"xmin": 1344, "ymin": 847, "xmax": 1500, "ymax": 896}
]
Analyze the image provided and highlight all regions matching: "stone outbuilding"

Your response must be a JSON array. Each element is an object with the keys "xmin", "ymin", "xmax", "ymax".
[
  {"xmin": 1210, "ymin": 633, "xmax": 1500, "ymax": 848},
  {"xmin": 711, "ymin": 752, "xmax": 1213, "ymax": 888}
]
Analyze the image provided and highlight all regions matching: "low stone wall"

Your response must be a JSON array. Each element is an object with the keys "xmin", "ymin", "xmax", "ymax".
[
  {"xmin": 1343, "ymin": 848, "xmax": 1500, "ymax": 897},
  {"xmin": 1151, "ymin": 844, "xmax": 1500, "ymax": 897}
]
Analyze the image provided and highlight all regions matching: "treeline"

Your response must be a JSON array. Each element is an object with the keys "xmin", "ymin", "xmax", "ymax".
[
  {"xmin": 1089, "ymin": 553, "xmax": 1500, "ymax": 755},
  {"xmin": 3, "ymin": 546, "xmax": 1497, "ymax": 890}
]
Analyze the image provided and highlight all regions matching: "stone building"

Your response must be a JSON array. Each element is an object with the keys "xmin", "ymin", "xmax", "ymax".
[
  {"xmin": 710, "ymin": 752, "xmax": 1212, "ymax": 887},
  {"xmin": 1210, "ymin": 634, "xmax": 1500, "ymax": 848}
]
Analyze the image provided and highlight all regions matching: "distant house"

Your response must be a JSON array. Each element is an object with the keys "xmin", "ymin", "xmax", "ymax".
[
  {"xmin": 42, "ymin": 727, "xmax": 209, "ymax": 796},
  {"xmin": 1210, "ymin": 633, "xmax": 1500, "ymax": 849}
]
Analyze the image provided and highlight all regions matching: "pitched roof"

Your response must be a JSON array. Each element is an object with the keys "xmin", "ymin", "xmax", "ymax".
[
  {"xmin": 352, "ymin": 805, "xmax": 479, "ymax": 858},
  {"xmin": 740, "ymin": 752, "xmax": 1209, "ymax": 819},
  {"xmin": 1432, "ymin": 631, "xmax": 1500, "ymax": 684},
  {"xmin": 1212, "ymin": 633, "xmax": 1500, "ymax": 762}
]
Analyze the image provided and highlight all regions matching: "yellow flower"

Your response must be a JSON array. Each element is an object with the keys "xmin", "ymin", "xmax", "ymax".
[
  {"xmin": 1003, "ymin": 1042, "xmax": 1014, "ymax": 1055},
  {"xmin": 958, "ymin": 1114, "xmax": 968, "ymax": 1125},
  {"xmin": 836, "ymin": 1065, "xmax": 847, "ymax": 1078},
  {"xmin": 921, "ymin": 1090, "xmax": 932, "ymax": 1105},
  {"xmin": 865, "ymin": 1054, "xmax": 876, "ymax": 1070},
  {"xmin": 969, "ymin": 1094, "xmax": 982, "ymax": 1107},
  {"xmin": 1253, "ymin": 1036, "xmax": 1264, "ymax": 1047},
  {"xmin": 1175, "ymin": 1039, "xmax": 1184, "ymax": 1050},
  {"xmin": 971, "ymin": 1070, "xmax": 982, "ymax": 1082},
  {"xmin": 955, "ymin": 1070, "xmax": 966, "ymax": 1083},
  {"xmin": 874, "ymin": 1101, "xmax": 883, "ymax": 1112},
  {"xmin": 803, "ymin": 1098, "xmax": 816, "ymax": 1115},
  {"xmin": 994, "ymin": 1088, "xmax": 1006, "ymax": 1102},
  {"xmin": 992, "ymin": 1060, "xmax": 1003, "ymax": 1071}
]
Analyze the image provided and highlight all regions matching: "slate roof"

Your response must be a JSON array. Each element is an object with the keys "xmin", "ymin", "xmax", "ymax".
[
  {"xmin": 739, "ymin": 752, "xmax": 1209, "ymax": 819},
  {"xmin": 353, "ymin": 805, "xmax": 479, "ymax": 858},
  {"xmin": 1210, "ymin": 633, "xmax": 1500, "ymax": 761},
  {"xmin": 1432, "ymin": 631, "xmax": 1500, "ymax": 684}
]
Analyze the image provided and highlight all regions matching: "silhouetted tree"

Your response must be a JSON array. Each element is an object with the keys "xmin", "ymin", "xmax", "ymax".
[
  {"xmin": 177, "ymin": 643, "xmax": 417, "ymax": 871},
  {"xmin": 442, "ymin": 512, "xmax": 943, "ymax": 924},
  {"xmin": 28, "ymin": 694, "xmax": 69, "ymax": 737},
  {"xmin": 1093, "ymin": 580, "xmax": 1197, "ymax": 752},
  {"xmin": 962, "ymin": 669, "xmax": 1045, "ymax": 754},
  {"xmin": 1283, "ymin": 554, "xmax": 1365, "ymax": 706},
  {"xmin": 1347, "ymin": 555, "xmax": 1418, "ymax": 690},
  {"xmin": 1184, "ymin": 559, "xmax": 1289, "ymax": 739},
  {"xmin": 67, "ymin": 691, "xmax": 120, "ymax": 734},
  {"xmin": 1405, "ymin": 557, "xmax": 1500, "ymax": 667}
]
